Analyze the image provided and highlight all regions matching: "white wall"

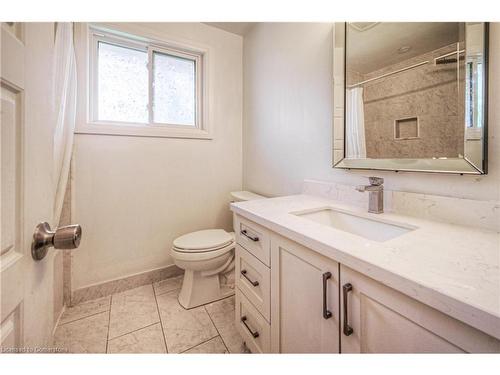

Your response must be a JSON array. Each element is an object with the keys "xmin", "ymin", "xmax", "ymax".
[
  {"xmin": 72, "ymin": 23, "xmax": 243, "ymax": 290},
  {"xmin": 243, "ymin": 23, "xmax": 500, "ymax": 202}
]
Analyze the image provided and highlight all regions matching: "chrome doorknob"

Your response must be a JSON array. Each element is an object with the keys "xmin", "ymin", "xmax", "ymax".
[{"xmin": 31, "ymin": 222, "xmax": 82, "ymax": 261}]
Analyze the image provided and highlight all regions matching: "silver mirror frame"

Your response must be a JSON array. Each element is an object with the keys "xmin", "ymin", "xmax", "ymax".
[{"xmin": 332, "ymin": 22, "xmax": 489, "ymax": 175}]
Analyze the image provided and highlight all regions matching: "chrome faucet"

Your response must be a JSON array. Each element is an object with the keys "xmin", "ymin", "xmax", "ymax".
[{"xmin": 356, "ymin": 177, "xmax": 384, "ymax": 214}]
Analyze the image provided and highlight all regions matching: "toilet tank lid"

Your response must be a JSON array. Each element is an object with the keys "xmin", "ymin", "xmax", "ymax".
[{"xmin": 230, "ymin": 191, "xmax": 266, "ymax": 202}]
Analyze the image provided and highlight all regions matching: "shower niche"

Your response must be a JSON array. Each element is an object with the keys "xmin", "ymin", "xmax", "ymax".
[
  {"xmin": 394, "ymin": 117, "xmax": 419, "ymax": 141},
  {"xmin": 333, "ymin": 22, "xmax": 489, "ymax": 174}
]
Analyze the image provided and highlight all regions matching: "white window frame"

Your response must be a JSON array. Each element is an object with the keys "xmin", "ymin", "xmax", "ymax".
[{"xmin": 76, "ymin": 25, "xmax": 211, "ymax": 139}]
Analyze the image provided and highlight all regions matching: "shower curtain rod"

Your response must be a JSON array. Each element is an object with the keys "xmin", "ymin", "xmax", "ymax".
[
  {"xmin": 347, "ymin": 60, "xmax": 429, "ymax": 88},
  {"xmin": 347, "ymin": 47, "xmax": 465, "ymax": 89}
]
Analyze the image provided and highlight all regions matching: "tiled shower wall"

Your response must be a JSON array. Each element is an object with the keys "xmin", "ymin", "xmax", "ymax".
[{"xmin": 353, "ymin": 43, "xmax": 465, "ymax": 159}]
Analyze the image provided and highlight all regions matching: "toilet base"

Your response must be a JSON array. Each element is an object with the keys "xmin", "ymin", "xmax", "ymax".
[{"xmin": 178, "ymin": 270, "xmax": 235, "ymax": 309}]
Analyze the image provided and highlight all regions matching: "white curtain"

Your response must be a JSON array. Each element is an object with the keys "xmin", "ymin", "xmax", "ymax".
[
  {"xmin": 53, "ymin": 23, "xmax": 77, "ymax": 224},
  {"xmin": 346, "ymin": 87, "xmax": 366, "ymax": 159}
]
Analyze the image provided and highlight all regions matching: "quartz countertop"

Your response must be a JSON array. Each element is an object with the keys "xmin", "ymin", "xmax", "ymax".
[{"xmin": 230, "ymin": 194, "xmax": 500, "ymax": 340}]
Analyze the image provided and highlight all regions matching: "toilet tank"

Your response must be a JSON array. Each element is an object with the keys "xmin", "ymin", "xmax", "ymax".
[
  {"xmin": 230, "ymin": 191, "xmax": 265, "ymax": 232},
  {"xmin": 230, "ymin": 191, "xmax": 265, "ymax": 202}
]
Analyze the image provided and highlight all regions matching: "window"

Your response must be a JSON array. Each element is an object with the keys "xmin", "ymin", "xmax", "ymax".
[
  {"xmin": 86, "ymin": 27, "xmax": 208, "ymax": 138},
  {"xmin": 153, "ymin": 51, "xmax": 196, "ymax": 126},
  {"xmin": 97, "ymin": 41, "xmax": 148, "ymax": 123},
  {"xmin": 465, "ymin": 59, "xmax": 484, "ymax": 129}
]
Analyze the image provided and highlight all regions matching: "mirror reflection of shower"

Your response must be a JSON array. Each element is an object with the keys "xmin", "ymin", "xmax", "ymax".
[{"xmin": 345, "ymin": 22, "xmax": 486, "ymax": 169}]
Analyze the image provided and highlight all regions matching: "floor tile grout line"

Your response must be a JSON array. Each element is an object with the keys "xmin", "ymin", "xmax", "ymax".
[
  {"xmin": 106, "ymin": 285, "xmax": 161, "ymax": 342},
  {"xmin": 152, "ymin": 277, "xmax": 183, "ymax": 297},
  {"xmin": 205, "ymin": 295, "xmax": 239, "ymax": 352},
  {"xmin": 57, "ymin": 308, "xmax": 111, "ymax": 327},
  {"xmin": 154, "ymin": 284, "xmax": 222, "ymax": 353},
  {"xmin": 153, "ymin": 287, "xmax": 181, "ymax": 298},
  {"xmin": 169, "ymin": 303, "xmax": 218, "ymax": 353},
  {"xmin": 179, "ymin": 335, "xmax": 224, "ymax": 354},
  {"xmin": 105, "ymin": 294, "xmax": 113, "ymax": 353},
  {"xmin": 107, "ymin": 322, "xmax": 160, "ymax": 342},
  {"xmin": 153, "ymin": 283, "xmax": 170, "ymax": 353},
  {"xmin": 204, "ymin": 305, "xmax": 230, "ymax": 353}
]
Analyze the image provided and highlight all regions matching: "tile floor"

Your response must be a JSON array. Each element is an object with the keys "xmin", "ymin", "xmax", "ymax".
[{"xmin": 53, "ymin": 275, "xmax": 247, "ymax": 354}]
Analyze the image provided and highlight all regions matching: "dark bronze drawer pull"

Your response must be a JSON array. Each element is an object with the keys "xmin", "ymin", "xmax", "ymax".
[
  {"xmin": 241, "ymin": 229, "xmax": 259, "ymax": 242},
  {"xmin": 241, "ymin": 270, "xmax": 259, "ymax": 286},
  {"xmin": 241, "ymin": 316, "xmax": 259, "ymax": 338},
  {"xmin": 322, "ymin": 272, "xmax": 332, "ymax": 319},
  {"xmin": 343, "ymin": 283, "xmax": 354, "ymax": 336}
]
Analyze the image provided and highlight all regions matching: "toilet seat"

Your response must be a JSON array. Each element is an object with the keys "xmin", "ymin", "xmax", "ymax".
[
  {"xmin": 171, "ymin": 241, "xmax": 235, "ymax": 262},
  {"xmin": 173, "ymin": 229, "xmax": 234, "ymax": 253}
]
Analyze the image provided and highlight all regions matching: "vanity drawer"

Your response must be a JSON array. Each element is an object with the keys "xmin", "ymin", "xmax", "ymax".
[
  {"xmin": 234, "ymin": 215, "xmax": 271, "ymax": 266},
  {"xmin": 235, "ymin": 245, "xmax": 271, "ymax": 321},
  {"xmin": 235, "ymin": 291, "xmax": 271, "ymax": 353}
]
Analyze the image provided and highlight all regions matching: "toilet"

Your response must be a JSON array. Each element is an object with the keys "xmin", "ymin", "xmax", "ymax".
[{"xmin": 171, "ymin": 191, "xmax": 265, "ymax": 309}]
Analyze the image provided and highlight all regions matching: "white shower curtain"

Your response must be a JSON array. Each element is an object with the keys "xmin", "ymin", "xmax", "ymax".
[
  {"xmin": 346, "ymin": 87, "xmax": 366, "ymax": 159},
  {"xmin": 53, "ymin": 23, "xmax": 77, "ymax": 225}
]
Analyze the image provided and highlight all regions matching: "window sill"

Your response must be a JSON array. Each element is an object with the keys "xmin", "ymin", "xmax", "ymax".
[{"xmin": 75, "ymin": 122, "xmax": 213, "ymax": 140}]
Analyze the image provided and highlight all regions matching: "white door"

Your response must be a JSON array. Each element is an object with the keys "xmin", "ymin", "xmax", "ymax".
[
  {"xmin": 1, "ymin": 22, "xmax": 56, "ymax": 351},
  {"xmin": 270, "ymin": 235, "xmax": 340, "ymax": 353}
]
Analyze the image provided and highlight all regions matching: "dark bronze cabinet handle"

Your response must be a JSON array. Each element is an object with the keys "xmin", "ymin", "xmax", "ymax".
[
  {"xmin": 241, "ymin": 229, "xmax": 259, "ymax": 242},
  {"xmin": 343, "ymin": 283, "xmax": 354, "ymax": 336},
  {"xmin": 241, "ymin": 316, "xmax": 259, "ymax": 338},
  {"xmin": 322, "ymin": 272, "xmax": 332, "ymax": 319},
  {"xmin": 241, "ymin": 270, "xmax": 259, "ymax": 286}
]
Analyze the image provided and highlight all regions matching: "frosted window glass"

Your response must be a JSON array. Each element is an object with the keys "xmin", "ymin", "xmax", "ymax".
[
  {"xmin": 97, "ymin": 42, "xmax": 148, "ymax": 123},
  {"xmin": 153, "ymin": 52, "xmax": 196, "ymax": 126}
]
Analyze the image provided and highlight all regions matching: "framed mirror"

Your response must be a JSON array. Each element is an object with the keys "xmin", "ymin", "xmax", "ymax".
[{"xmin": 333, "ymin": 22, "xmax": 489, "ymax": 174}]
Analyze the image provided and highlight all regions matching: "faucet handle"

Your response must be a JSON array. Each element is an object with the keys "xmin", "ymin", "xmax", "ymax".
[{"xmin": 368, "ymin": 177, "xmax": 384, "ymax": 186}]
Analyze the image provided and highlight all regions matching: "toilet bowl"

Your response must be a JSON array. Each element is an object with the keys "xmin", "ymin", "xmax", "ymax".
[
  {"xmin": 171, "ymin": 229, "xmax": 235, "ymax": 309},
  {"xmin": 171, "ymin": 191, "xmax": 265, "ymax": 309}
]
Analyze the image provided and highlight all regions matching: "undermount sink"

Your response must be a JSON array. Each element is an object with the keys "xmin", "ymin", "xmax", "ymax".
[{"xmin": 293, "ymin": 207, "xmax": 417, "ymax": 242}]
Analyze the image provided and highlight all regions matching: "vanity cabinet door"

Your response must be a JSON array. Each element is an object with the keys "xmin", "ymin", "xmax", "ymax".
[
  {"xmin": 271, "ymin": 235, "xmax": 340, "ymax": 353},
  {"xmin": 339, "ymin": 265, "xmax": 500, "ymax": 353}
]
